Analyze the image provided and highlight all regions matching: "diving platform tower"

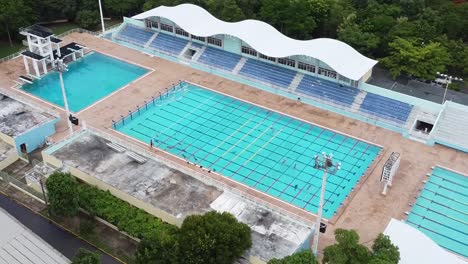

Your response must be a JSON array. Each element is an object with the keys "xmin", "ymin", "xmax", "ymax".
[{"xmin": 19, "ymin": 25, "xmax": 85, "ymax": 79}]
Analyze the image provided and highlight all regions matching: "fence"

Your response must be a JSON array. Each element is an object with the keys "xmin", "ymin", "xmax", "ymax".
[{"xmin": 112, "ymin": 81, "xmax": 188, "ymax": 130}]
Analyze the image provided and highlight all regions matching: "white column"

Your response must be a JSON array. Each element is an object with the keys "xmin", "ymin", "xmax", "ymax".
[
  {"xmin": 27, "ymin": 35, "xmax": 33, "ymax": 52},
  {"xmin": 42, "ymin": 60, "xmax": 47, "ymax": 74},
  {"xmin": 23, "ymin": 56, "xmax": 30, "ymax": 75},
  {"xmin": 56, "ymin": 43, "xmax": 61, "ymax": 58},
  {"xmin": 80, "ymin": 49, "xmax": 84, "ymax": 57},
  {"xmin": 72, "ymin": 53, "xmax": 76, "ymax": 61},
  {"xmin": 38, "ymin": 39, "xmax": 44, "ymax": 56},
  {"xmin": 32, "ymin": 60, "xmax": 40, "ymax": 78}
]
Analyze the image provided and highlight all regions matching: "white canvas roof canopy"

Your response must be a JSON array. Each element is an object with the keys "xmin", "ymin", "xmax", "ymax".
[
  {"xmin": 384, "ymin": 219, "xmax": 467, "ymax": 264},
  {"xmin": 133, "ymin": 4, "xmax": 378, "ymax": 81}
]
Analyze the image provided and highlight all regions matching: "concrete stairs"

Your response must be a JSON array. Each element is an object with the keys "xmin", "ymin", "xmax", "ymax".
[
  {"xmin": 351, "ymin": 91, "xmax": 367, "ymax": 111},
  {"xmin": 144, "ymin": 32, "xmax": 158, "ymax": 49},
  {"xmin": 232, "ymin": 57, "xmax": 247, "ymax": 74},
  {"xmin": 288, "ymin": 73, "xmax": 304, "ymax": 91}
]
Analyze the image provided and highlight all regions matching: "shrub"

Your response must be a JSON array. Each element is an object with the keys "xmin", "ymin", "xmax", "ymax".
[
  {"xmin": 72, "ymin": 248, "xmax": 100, "ymax": 264},
  {"xmin": 45, "ymin": 172, "xmax": 79, "ymax": 217},
  {"xmin": 178, "ymin": 211, "xmax": 252, "ymax": 264},
  {"xmin": 136, "ymin": 232, "xmax": 180, "ymax": 264},
  {"xmin": 77, "ymin": 184, "xmax": 176, "ymax": 240},
  {"xmin": 267, "ymin": 250, "xmax": 318, "ymax": 264},
  {"xmin": 79, "ymin": 219, "xmax": 95, "ymax": 237}
]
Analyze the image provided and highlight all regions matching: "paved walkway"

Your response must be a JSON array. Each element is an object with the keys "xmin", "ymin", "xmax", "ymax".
[{"xmin": 0, "ymin": 193, "xmax": 121, "ymax": 264}]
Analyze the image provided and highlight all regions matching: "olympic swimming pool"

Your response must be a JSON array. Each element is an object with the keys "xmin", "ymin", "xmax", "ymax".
[
  {"xmin": 406, "ymin": 167, "xmax": 468, "ymax": 257},
  {"xmin": 115, "ymin": 82, "xmax": 381, "ymax": 218},
  {"xmin": 21, "ymin": 52, "xmax": 148, "ymax": 112}
]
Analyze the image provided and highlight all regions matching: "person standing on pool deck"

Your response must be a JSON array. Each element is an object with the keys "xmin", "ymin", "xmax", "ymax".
[{"xmin": 150, "ymin": 139, "xmax": 153, "ymax": 149}]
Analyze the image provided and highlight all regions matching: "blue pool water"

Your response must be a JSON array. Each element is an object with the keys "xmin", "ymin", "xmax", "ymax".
[
  {"xmin": 115, "ymin": 83, "xmax": 381, "ymax": 218},
  {"xmin": 21, "ymin": 52, "xmax": 148, "ymax": 112},
  {"xmin": 406, "ymin": 167, "xmax": 468, "ymax": 257}
]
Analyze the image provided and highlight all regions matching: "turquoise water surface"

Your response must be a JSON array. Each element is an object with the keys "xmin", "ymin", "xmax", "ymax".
[
  {"xmin": 116, "ymin": 83, "xmax": 381, "ymax": 218},
  {"xmin": 21, "ymin": 52, "xmax": 148, "ymax": 112},
  {"xmin": 407, "ymin": 167, "xmax": 468, "ymax": 257}
]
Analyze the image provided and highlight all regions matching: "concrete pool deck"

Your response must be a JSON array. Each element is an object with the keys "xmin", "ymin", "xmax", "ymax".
[{"xmin": 0, "ymin": 33, "xmax": 467, "ymax": 253}]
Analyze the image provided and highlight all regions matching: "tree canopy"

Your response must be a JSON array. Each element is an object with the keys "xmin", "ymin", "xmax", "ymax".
[
  {"xmin": 45, "ymin": 171, "xmax": 80, "ymax": 217},
  {"xmin": 178, "ymin": 211, "xmax": 252, "ymax": 264},
  {"xmin": 267, "ymin": 250, "xmax": 318, "ymax": 264},
  {"xmin": 71, "ymin": 248, "xmax": 101, "ymax": 264},
  {"xmin": 323, "ymin": 229, "xmax": 400, "ymax": 264}
]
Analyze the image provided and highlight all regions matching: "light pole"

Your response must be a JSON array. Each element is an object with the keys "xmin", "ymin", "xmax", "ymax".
[
  {"xmin": 98, "ymin": 0, "xmax": 106, "ymax": 34},
  {"xmin": 436, "ymin": 72, "xmax": 463, "ymax": 104},
  {"xmin": 54, "ymin": 59, "xmax": 73, "ymax": 135},
  {"xmin": 311, "ymin": 152, "xmax": 341, "ymax": 256}
]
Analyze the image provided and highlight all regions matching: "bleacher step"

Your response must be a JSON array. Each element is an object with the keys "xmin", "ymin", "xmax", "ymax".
[
  {"xmin": 144, "ymin": 32, "xmax": 158, "ymax": 49},
  {"xmin": 232, "ymin": 57, "xmax": 247, "ymax": 74},
  {"xmin": 288, "ymin": 73, "xmax": 304, "ymax": 91}
]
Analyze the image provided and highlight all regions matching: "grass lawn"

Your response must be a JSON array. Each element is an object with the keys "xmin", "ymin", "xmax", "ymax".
[{"xmin": 0, "ymin": 41, "xmax": 24, "ymax": 59}]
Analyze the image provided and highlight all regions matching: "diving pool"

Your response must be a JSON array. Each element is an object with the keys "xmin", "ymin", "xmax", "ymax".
[
  {"xmin": 115, "ymin": 83, "xmax": 381, "ymax": 218},
  {"xmin": 406, "ymin": 166, "xmax": 468, "ymax": 257},
  {"xmin": 21, "ymin": 52, "xmax": 148, "ymax": 112}
]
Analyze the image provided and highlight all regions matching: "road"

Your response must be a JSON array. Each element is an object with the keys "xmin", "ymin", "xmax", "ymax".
[{"xmin": 0, "ymin": 192, "xmax": 122, "ymax": 264}]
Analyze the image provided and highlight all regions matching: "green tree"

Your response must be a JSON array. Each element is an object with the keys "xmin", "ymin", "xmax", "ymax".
[
  {"xmin": 39, "ymin": 0, "xmax": 77, "ymax": 21},
  {"xmin": 135, "ymin": 232, "xmax": 180, "ymax": 264},
  {"xmin": 259, "ymin": 0, "xmax": 330, "ymax": 40},
  {"xmin": 337, "ymin": 15, "xmax": 380, "ymax": 55},
  {"xmin": 370, "ymin": 234, "xmax": 400, "ymax": 264},
  {"xmin": 205, "ymin": 0, "xmax": 245, "ymax": 22},
  {"xmin": 75, "ymin": 10, "xmax": 100, "ymax": 30},
  {"xmin": 381, "ymin": 37, "xmax": 451, "ymax": 80},
  {"xmin": 71, "ymin": 248, "xmax": 101, "ymax": 264},
  {"xmin": 179, "ymin": 211, "xmax": 251, "ymax": 264},
  {"xmin": 323, "ymin": 230, "xmax": 400, "ymax": 264},
  {"xmin": 104, "ymin": 0, "xmax": 145, "ymax": 17},
  {"xmin": 323, "ymin": 229, "xmax": 371, "ymax": 264},
  {"xmin": 267, "ymin": 250, "xmax": 318, "ymax": 264},
  {"xmin": 45, "ymin": 172, "xmax": 79, "ymax": 217},
  {"xmin": 0, "ymin": 0, "xmax": 36, "ymax": 46}
]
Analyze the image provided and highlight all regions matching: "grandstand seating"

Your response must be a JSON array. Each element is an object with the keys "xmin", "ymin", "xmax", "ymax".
[
  {"xmin": 432, "ymin": 103, "xmax": 468, "ymax": 151},
  {"xmin": 197, "ymin": 46, "xmax": 241, "ymax": 71},
  {"xmin": 238, "ymin": 59, "xmax": 297, "ymax": 88},
  {"xmin": 360, "ymin": 93, "xmax": 413, "ymax": 123},
  {"xmin": 296, "ymin": 75, "xmax": 359, "ymax": 106},
  {"xmin": 149, "ymin": 32, "xmax": 189, "ymax": 55},
  {"xmin": 116, "ymin": 25, "xmax": 155, "ymax": 46}
]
